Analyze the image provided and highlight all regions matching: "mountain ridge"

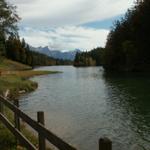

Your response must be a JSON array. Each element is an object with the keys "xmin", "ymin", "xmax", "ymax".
[{"xmin": 30, "ymin": 46, "xmax": 81, "ymax": 61}]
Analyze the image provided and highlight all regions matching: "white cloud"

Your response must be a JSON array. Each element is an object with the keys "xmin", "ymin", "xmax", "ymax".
[
  {"xmin": 9, "ymin": 0, "xmax": 134, "ymax": 27},
  {"xmin": 8, "ymin": 0, "xmax": 134, "ymax": 51},
  {"xmin": 20, "ymin": 26, "xmax": 109, "ymax": 51}
]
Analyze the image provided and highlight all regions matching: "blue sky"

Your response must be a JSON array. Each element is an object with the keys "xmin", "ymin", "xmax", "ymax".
[
  {"xmin": 82, "ymin": 15, "xmax": 123, "ymax": 29},
  {"xmin": 9, "ymin": 0, "xmax": 134, "ymax": 51}
]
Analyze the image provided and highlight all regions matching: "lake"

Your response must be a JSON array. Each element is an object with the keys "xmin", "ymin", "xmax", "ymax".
[{"xmin": 20, "ymin": 66, "xmax": 150, "ymax": 150}]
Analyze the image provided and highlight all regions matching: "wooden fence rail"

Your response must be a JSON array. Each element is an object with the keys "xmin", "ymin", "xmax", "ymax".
[
  {"xmin": 0, "ymin": 95, "xmax": 76, "ymax": 150},
  {"xmin": 0, "ymin": 95, "xmax": 112, "ymax": 150}
]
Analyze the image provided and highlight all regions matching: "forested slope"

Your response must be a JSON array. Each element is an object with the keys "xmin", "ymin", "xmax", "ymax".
[{"xmin": 103, "ymin": 0, "xmax": 150, "ymax": 72}]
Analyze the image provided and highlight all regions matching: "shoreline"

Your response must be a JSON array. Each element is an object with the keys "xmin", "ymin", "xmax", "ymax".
[
  {"xmin": 0, "ymin": 59, "xmax": 60, "ymax": 149},
  {"xmin": 1, "ymin": 69, "xmax": 61, "ymax": 99}
]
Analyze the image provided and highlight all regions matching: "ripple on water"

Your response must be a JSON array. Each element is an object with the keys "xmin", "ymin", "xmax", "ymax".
[{"xmin": 20, "ymin": 66, "xmax": 150, "ymax": 150}]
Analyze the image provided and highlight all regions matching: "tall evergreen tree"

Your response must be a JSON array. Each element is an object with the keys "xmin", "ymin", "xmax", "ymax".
[
  {"xmin": 0, "ymin": 0, "xmax": 20, "ymax": 62},
  {"xmin": 103, "ymin": 0, "xmax": 150, "ymax": 71}
]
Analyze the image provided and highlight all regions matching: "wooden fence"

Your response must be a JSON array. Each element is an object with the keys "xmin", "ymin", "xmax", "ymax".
[{"xmin": 0, "ymin": 95, "xmax": 112, "ymax": 150}]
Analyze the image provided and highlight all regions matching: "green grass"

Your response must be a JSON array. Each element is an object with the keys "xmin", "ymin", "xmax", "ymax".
[
  {"xmin": 0, "ymin": 123, "xmax": 17, "ymax": 150},
  {"xmin": 0, "ymin": 59, "xmax": 59, "ymax": 149},
  {"xmin": 0, "ymin": 75, "xmax": 38, "ymax": 96},
  {"xmin": 0, "ymin": 106, "xmax": 37, "ymax": 150},
  {"xmin": 0, "ymin": 59, "xmax": 60, "ymax": 97},
  {"xmin": 0, "ymin": 106, "xmax": 52, "ymax": 150},
  {"xmin": 0, "ymin": 70, "xmax": 60, "ymax": 97},
  {"xmin": 0, "ymin": 106, "xmax": 17, "ymax": 150}
]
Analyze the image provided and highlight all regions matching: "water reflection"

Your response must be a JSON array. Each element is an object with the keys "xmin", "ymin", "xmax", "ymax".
[
  {"xmin": 20, "ymin": 66, "xmax": 150, "ymax": 150},
  {"xmin": 103, "ymin": 72, "xmax": 150, "ymax": 149}
]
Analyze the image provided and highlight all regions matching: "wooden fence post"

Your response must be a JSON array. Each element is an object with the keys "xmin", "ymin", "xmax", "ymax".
[
  {"xmin": 99, "ymin": 137, "xmax": 112, "ymax": 150},
  {"xmin": 14, "ymin": 99, "xmax": 20, "ymax": 131},
  {"xmin": 37, "ymin": 111, "xmax": 46, "ymax": 150},
  {"xmin": 0, "ymin": 97, "xmax": 4, "ymax": 114}
]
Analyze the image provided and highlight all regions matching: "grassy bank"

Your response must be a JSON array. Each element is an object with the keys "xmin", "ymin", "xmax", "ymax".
[
  {"xmin": 0, "ymin": 59, "xmax": 59, "ymax": 97},
  {"xmin": 0, "ymin": 59, "xmax": 59, "ymax": 149},
  {"xmin": 0, "ymin": 70, "xmax": 59, "ymax": 97}
]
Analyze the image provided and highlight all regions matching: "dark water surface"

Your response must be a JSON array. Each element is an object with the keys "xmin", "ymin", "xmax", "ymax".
[{"xmin": 20, "ymin": 66, "xmax": 150, "ymax": 150}]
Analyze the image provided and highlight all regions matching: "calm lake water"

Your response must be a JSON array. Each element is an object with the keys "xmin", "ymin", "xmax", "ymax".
[{"xmin": 20, "ymin": 66, "xmax": 150, "ymax": 150}]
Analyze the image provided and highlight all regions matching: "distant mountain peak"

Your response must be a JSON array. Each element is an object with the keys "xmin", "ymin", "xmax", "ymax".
[{"xmin": 30, "ymin": 46, "xmax": 81, "ymax": 60}]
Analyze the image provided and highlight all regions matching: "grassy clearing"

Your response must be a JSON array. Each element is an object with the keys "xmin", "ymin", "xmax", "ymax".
[{"xmin": 0, "ymin": 59, "xmax": 59, "ymax": 149}]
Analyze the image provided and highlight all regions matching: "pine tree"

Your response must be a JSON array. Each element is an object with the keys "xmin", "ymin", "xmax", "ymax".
[
  {"xmin": 103, "ymin": 0, "xmax": 150, "ymax": 71},
  {"xmin": 0, "ymin": 0, "xmax": 20, "ymax": 62}
]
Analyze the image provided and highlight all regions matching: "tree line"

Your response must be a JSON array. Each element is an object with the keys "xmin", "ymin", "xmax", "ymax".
[
  {"xmin": 74, "ymin": 0, "xmax": 150, "ymax": 72},
  {"xmin": 74, "ymin": 47, "xmax": 104, "ymax": 67},
  {"xmin": 5, "ymin": 37, "xmax": 57, "ymax": 66},
  {"xmin": 0, "ymin": 0, "xmax": 19, "ymax": 63},
  {"xmin": 0, "ymin": 0, "xmax": 71, "ymax": 67},
  {"xmin": 103, "ymin": 0, "xmax": 150, "ymax": 71}
]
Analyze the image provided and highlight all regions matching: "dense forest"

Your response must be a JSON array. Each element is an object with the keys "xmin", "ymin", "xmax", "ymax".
[
  {"xmin": 74, "ymin": 0, "xmax": 150, "ymax": 72},
  {"xmin": 0, "ymin": 0, "xmax": 71, "ymax": 67},
  {"xmin": 5, "ymin": 37, "xmax": 57, "ymax": 66},
  {"xmin": 103, "ymin": 0, "xmax": 150, "ymax": 71},
  {"xmin": 74, "ymin": 47, "xmax": 104, "ymax": 66}
]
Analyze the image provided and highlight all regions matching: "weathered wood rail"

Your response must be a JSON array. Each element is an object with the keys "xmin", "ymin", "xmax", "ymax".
[{"xmin": 0, "ymin": 95, "xmax": 112, "ymax": 150}]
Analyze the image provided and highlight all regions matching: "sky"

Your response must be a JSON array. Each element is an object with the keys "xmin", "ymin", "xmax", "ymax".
[{"xmin": 8, "ymin": 0, "xmax": 134, "ymax": 51}]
